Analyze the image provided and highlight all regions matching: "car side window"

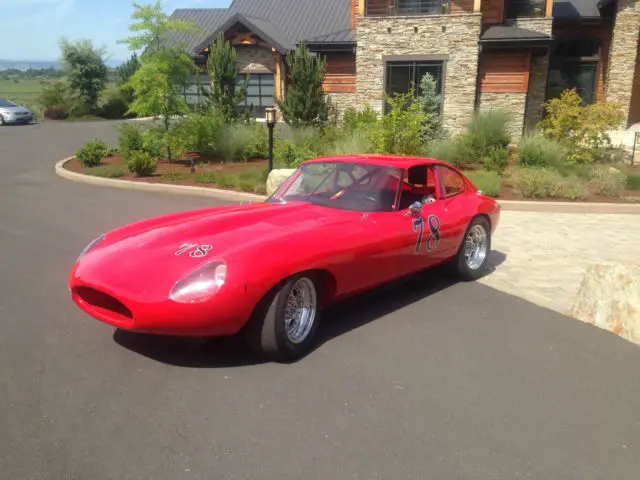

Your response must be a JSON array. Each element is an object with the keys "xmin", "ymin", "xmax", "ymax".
[{"xmin": 437, "ymin": 166, "xmax": 465, "ymax": 198}]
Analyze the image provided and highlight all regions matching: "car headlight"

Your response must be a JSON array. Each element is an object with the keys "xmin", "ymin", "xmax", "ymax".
[
  {"xmin": 77, "ymin": 234, "xmax": 106, "ymax": 261},
  {"xmin": 170, "ymin": 261, "xmax": 227, "ymax": 304}
]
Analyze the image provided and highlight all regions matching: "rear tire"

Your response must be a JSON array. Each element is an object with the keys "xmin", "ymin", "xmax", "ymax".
[
  {"xmin": 244, "ymin": 272, "xmax": 322, "ymax": 362},
  {"xmin": 447, "ymin": 216, "xmax": 491, "ymax": 281},
  {"xmin": 0, "ymin": 116, "xmax": 5, "ymax": 126}
]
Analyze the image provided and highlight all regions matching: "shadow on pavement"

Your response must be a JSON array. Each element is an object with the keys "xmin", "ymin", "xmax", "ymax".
[{"xmin": 113, "ymin": 250, "xmax": 507, "ymax": 368}]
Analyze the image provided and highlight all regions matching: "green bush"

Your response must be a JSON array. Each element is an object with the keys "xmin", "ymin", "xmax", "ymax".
[
  {"xmin": 511, "ymin": 167, "xmax": 586, "ymax": 200},
  {"xmin": 587, "ymin": 166, "xmax": 627, "ymax": 197},
  {"xmin": 463, "ymin": 109, "xmax": 511, "ymax": 156},
  {"xmin": 371, "ymin": 91, "xmax": 428, "ymax": 155},
  {"xmin": 243, "ymin": 122, "xmax": 269, "ymax": 159},
  {"xmin": 175, "ymin": 112, "xmax": 224, "ymax": 157},
  {"xmin": 127, "ymin": 150, "xmax": 157, "ymax": 177},
  {"xmin": 626, "ymin": 172, "xmax": 640, "ymax": 191},
  {"xmin": 517, "ymin": 132, "xmax": 567, "ymax": 169},
  {"xmin": 342, "ymin": 105, "xmax": 378, "ymax": 133},
  {"xmin": 537, "ymin": 89, "xmax": 625, "ymax": 164},
  {"xmin": 216, "ymin": 123, "xmax": 253, "ymax": 162},
  {"xmin": 76, "ymin": 139, "xmax": 108, "ymax": 167},
  {"xmin": 464, "ymin": 170, "xmax": 502, "ymax": 197},
  {"xmin": 327, "ymin": 130, "xmax": 375, "ymax": 155},
  {"xmin": 274, "ymin": 139, "xmax": 318, "ymax": 168},
  {"xmin": 195, "ymin": 167, "xmax": 268, "ymax": 194},
  {"xmin": 483, "ymin": 145, "xmax": 509, "ymax": 175},
  {"xmin": 99, "ymin": 88, "xmax": 132, "ymax": 119},
  {"xmin": 116, "ymin": 123, "xmax": 145, "ymax": 160},
  {"xmin": 426, "ymin": 137, "xmax": 465, "ymax": 166}
]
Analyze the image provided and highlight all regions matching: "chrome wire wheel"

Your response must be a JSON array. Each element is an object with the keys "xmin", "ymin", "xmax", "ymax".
[
  {"xmin": 464, "ymin": 224, "xmax": 488, "ymax": 270},
  {"xmin": 284, "ymin": 277, "xmax": 317, "ymax": 344}
]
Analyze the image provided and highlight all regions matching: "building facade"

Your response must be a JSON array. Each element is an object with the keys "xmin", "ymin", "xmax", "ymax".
[{"xmin": 172, "ymin": 0, "xmax": 640, "ymax": 138}]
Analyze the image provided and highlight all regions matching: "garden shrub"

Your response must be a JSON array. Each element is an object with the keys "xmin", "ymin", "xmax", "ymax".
[
  {"xmin": 626, "ymin": 172, "xmax": 640, "ymax": 191},
  {"xmin": 327, "ymin": 130, "xmax": 375, "ymax": 155},
  {"xmin": 243, "ymin": 122, "xmax": 269, "ymax": 159},
  {"xmin": 75, "ymin": 139, "xmax": 108, "ymax": 167},
  {"xmin": 537, "ymin": 89, "xmax": 625, "ymax": 164},
  {"xmin": 44, "ymin": 106, "xmax": 69, "ymax": 120},
  {"xmin": 99, "ymin": 88, "xmax": 132, "ymax": 119},
  {"xmin": 517, "ymin": 132, "xmax": 567, "ymax": 169},
  {"xmin": 587, "ymin": 166, "xmax": 627, "ymax": 197},
  {"xmin": 341, "ymin": 105, "xmax": 378, "ymax": 133},
  {"xmin": 464, "ymin": 170, "xmax": 502, "ymax": 197},
  {"xmin": 216, "ymin": 123, "xmax": 254, "ymax": 162},
  {"xmin": 85, "ymin": 165, "xmax": 126, "ymax": 178},
  {"xmin": 511, "ymin": 167, "xmax": 586, "ymax": 200},
  {"xmin": 177, "ymin": 112, "xmax": 225, "ymax": 157},
  {"xmin": 140, "ymin": 128, "xmax": 164, "ymax": 159},
  {"xmin": 483, "ymin": 145, "xmax": 509, "ymax": 175},
  {"xmin": 426, "ymin": 137, "xmax": 465, "ymax": 166},
  {"xmin": 127, "ymin": 150, "xmax": 157, "ymax": 177},
  {"xmin": 370, "ymin": 91, "xmax": 428, "ymax": 155},
  {"xmin": 461, "ymin": 109, "xmax": 511, "ymax": 159},
  {"xmin": 116, "ymin": 123, "xmax": 145, "ymax": 160},
  {"xmin": 274, "ymin": 139, "xmax": 318, "ymax": 168}
]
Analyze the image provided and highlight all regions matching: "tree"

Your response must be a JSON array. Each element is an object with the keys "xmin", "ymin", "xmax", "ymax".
[
  {"xmin": 118, "ymin": 0, "xmax": 200, "ymax": 56},
  {"xmin": 119, "ymin": 0, "xmax": 201, "ymax": 161},
  {"xmin": 116, "ymin": 53, "xmax": 141, "ymax": 103},
  {"xmin": 205, "ymin": 33, "xmax": 247, "ymax": 121},
  {"xmin": 417, "ymin": 72, "xmax": 444, "ymax": 141},
  {"xmin": 59, "ymin": 38, "xmax": 108, "ymax": 114},
  {"xmin": 276, "ymin": 43, "xmax": 331, "ymax": 127}
]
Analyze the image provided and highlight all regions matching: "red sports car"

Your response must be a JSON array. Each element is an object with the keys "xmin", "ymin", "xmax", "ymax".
[{"xmin": 69, "ymin": 154, "xmax": 500, "ymax": 361}]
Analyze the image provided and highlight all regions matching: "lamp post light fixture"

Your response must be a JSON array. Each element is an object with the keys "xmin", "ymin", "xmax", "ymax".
[{"xmin": 265, "ymin": 107, "xmax": 277, "ymax": 172}]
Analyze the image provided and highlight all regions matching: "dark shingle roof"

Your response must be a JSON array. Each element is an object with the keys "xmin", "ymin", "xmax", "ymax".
[
  {"xmin": 304, "ymin": 28, "xmax": 356, "ymax": 44},
  {"xmin": 169, "ymin": 0, "xmax": 351, "ymax": 54},
  {"xmin": 553, "ymin": 0, "xmax": 612, "ymax": 19},
  {"xmin": 481, "ymin": 25, "xmax": 553, "ymax": 42}
]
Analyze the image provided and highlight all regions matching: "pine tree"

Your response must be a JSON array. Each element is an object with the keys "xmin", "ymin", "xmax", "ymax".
[
  {"xmin": 276, "ymin": 43, "xmax": 330, "ymax": 128},
  {"xmin": 417, "ymin": 72, "xmax": 444, "ymax": 141},
  {"xmin": 205, "ymin": 33, "xmax": 247, "ymax": 121}
]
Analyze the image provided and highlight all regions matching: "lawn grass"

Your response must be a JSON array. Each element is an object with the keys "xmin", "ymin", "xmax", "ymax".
[{"xmin": 0, "ymin": 77, "xmax": 47, "ymax": 104}]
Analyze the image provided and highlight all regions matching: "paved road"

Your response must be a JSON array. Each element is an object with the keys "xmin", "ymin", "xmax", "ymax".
[{"xmin": 1, "ymin": 121, "xmax": 640, "ymax": 480}]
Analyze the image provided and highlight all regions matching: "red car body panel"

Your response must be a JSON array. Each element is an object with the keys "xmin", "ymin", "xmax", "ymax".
[{"xmin": 68, "ymin": 154, "xmax": 500, "ymax": 337}]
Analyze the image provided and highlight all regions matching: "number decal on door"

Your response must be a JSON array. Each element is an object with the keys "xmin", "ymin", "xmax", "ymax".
[{"xmin": 412, "ymin": 215, "xmax": 440, "ymax": 254}]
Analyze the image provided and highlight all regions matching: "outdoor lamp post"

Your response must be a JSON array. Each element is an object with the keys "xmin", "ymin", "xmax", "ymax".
[{"xmin": 265, "ymin": 107, "xmax": 277, "ymax": 172}]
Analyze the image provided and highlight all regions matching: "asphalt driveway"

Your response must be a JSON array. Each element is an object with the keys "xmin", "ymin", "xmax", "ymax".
[{"xmin": 1, "ymin": 120, "xmax": 639, "ymax": 479}]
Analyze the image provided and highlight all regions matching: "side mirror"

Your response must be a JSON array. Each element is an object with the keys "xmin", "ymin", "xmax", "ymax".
[{"xmin": 404, "ymin": 201, "xmax": 423, "ymax": 216}]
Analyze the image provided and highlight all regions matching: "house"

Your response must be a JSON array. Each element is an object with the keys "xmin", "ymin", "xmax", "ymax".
[{"xmin": 169, "ymin": 0, "xmax": 640, "ymax": 138}]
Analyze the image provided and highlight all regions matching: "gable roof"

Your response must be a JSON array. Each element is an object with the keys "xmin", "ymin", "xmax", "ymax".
[{"xmin": 168, "ymin": 0, "xmax": 352, "ymax": 55}]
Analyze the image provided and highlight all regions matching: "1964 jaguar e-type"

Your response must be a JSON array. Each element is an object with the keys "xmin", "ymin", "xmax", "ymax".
[{"xmin": 69, "ymin": 154, "xmax": 500, "ymax": 361}]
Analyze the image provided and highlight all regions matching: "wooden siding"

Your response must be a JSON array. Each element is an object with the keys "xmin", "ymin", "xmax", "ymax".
[
  {"xmin": 351, "ymin": 0, "xmax": 359, "ymax": 28},
  {"xmin": 323, "ymin": 52, "xmax": 356, "ymax": 93},
  {"xmin": 481, "ymin": 0, "xmax": 504, "ymax": 25},
  {"xmin": 552, "ymin": 23, "xmax": 612, "ymax": 104},
  {"xmin": 479, "ymin": 51, "xmax": 531, "ymax": 93},
  {"xmin": 451, "ymin": 0, "xmax": 475, "ymax": 13}
]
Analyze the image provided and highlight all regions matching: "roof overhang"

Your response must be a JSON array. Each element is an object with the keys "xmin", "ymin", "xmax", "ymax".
[
  {"xmin": 480, "ymin": 25, "xmax": 554, "ymax": 53},
  {"xmin": 193, "ymin": 12, "xmax": 293, "ymax": 55}
]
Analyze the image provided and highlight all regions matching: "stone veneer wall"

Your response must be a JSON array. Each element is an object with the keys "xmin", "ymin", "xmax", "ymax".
[
  {"xmin": 523, "ymin": 52, "xmax": 550, "ymax": 132},
  {"xmin": 327, "ymin": 92, "xmax": 358, "ymax": 120},
  {"xmin": 478, "ymin": 92, "xmax": 527, "ymax": 140},
  {"xmin": 505, "ymin": 17, "xmax": 553, "ymax": 133},
  {"xmin": 604, "ymin": 0, "xmax": 640, "ymax": 127},
  {"xmin": 356, "ymin": 14, "xmax": 482, "ymax": 135},
  {"xmin": 235, "ymin": 45, "xmax": 277, "ymax": 74}
]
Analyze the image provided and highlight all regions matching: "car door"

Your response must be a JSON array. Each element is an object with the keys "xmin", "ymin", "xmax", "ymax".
[{"xmin": 432, "ymin": 164, "xmax": 471, "ymax": 258}]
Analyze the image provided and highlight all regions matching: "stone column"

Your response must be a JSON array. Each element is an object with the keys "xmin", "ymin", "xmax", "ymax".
[
  {"xmin": 523, "ymin": 51, "xmax": 550, "ymax": 132},
  {"xmin": 604, "ymin": 0, "xmax": 640, "ymax": 128}
]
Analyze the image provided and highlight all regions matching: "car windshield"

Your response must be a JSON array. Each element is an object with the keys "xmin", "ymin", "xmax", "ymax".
[
  {"xmin": 268, "ymin": 161, "xmax": 404, "ymax": 212},
  {"xmin": 0, "ymin": 98, "xmax": 17, "ymax": 107}
]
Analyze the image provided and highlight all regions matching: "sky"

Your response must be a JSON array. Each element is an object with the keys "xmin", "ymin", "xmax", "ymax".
[{"xmin": 0, "ymin": 0, "xmax": 232, "ymax": 63}]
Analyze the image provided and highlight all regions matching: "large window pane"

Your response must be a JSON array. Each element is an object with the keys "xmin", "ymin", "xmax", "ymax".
[
  {"xmin": 386, "ymin": 64, "xmax": 412, "ymax": 95},
  {"xmin": 385, "ymin": 60, "xmax": 444, "ymax": 114},
  {"xmin": 547, "ymin": 63, "xmax": 597, "ymax": 105}
]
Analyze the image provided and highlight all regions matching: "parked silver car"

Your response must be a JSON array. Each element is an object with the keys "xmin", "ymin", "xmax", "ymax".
[{"xmin": 0, "ymin": 97, "xmax": 34, "ymax": 125}]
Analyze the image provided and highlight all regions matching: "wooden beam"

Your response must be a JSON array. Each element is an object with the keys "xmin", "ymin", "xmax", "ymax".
[
  {"xmin": 358, "ymin": 0, "xmax": 365, "ymax": 16},
  {"xmin": 545, "ymin": 0, "xmax": 554, "ymax": 17},
  {"xmin": 275, "ymin": 52, "xmax": 282, "ymax": 101},
  {"xmin": 473, "ymin": 0, "xmax": 481, "ymax": 13}
]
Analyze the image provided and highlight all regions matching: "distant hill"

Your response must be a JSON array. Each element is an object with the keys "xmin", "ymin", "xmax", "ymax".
[{"xmin": 0, "ymin": 59, "xmax": 123, "ymax": 71}]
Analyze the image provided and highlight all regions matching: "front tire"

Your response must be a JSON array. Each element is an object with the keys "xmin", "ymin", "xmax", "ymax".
[
  {"xmin": 448, "ymin": 216, "xmax": 491, "ymax": 281},
  {"xmin": 244, "ymin": 272, "xmax": 322, "ymax": 362}
]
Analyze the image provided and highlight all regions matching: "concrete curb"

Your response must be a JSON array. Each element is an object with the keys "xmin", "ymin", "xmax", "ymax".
[
  {"xmin": 55, "ymin": 157, "xmax": 640, "ymax": 213},
  {"xmin": 54, "ymin": 157, "xmax": 268, "ymax": 203}
]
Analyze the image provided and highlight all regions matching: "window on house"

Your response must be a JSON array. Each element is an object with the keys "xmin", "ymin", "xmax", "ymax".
[
  {"xmin": 384, "ymin": 60, "xmax": 444, "ymax": 112},
  {"xmin": 236, "ymin": 74, "xmax": 276, "ymax": 113},
  {"xmin": 546, "ymin": 37, "xmax": 601, "ymax": 106},
  {"xmin": 505, "ymin": 0, "xmax": 547, "ymax": 18}
]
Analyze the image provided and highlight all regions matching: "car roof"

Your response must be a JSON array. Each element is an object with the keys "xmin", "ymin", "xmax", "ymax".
[{"xmin": 301, "ymin": 154, "xmax": 450, "ymax": 169}]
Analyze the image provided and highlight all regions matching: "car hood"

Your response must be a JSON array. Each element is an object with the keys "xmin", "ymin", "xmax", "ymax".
[
  {"xmin": 73, "ymin": 201, "xmax": 361, "ymax": 295},
  {"xmin": 0, "ymin": 106, "xmax": 30, "ymax": 114}
]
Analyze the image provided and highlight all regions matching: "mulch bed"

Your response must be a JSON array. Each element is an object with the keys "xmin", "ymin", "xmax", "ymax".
[
  {"xmin": 64, "ymin": 153, "xmax": 640, "ymax": 204},
  {"xmin": 64, "ymin": 152, "xmax": 268, "ymax": 189}
]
